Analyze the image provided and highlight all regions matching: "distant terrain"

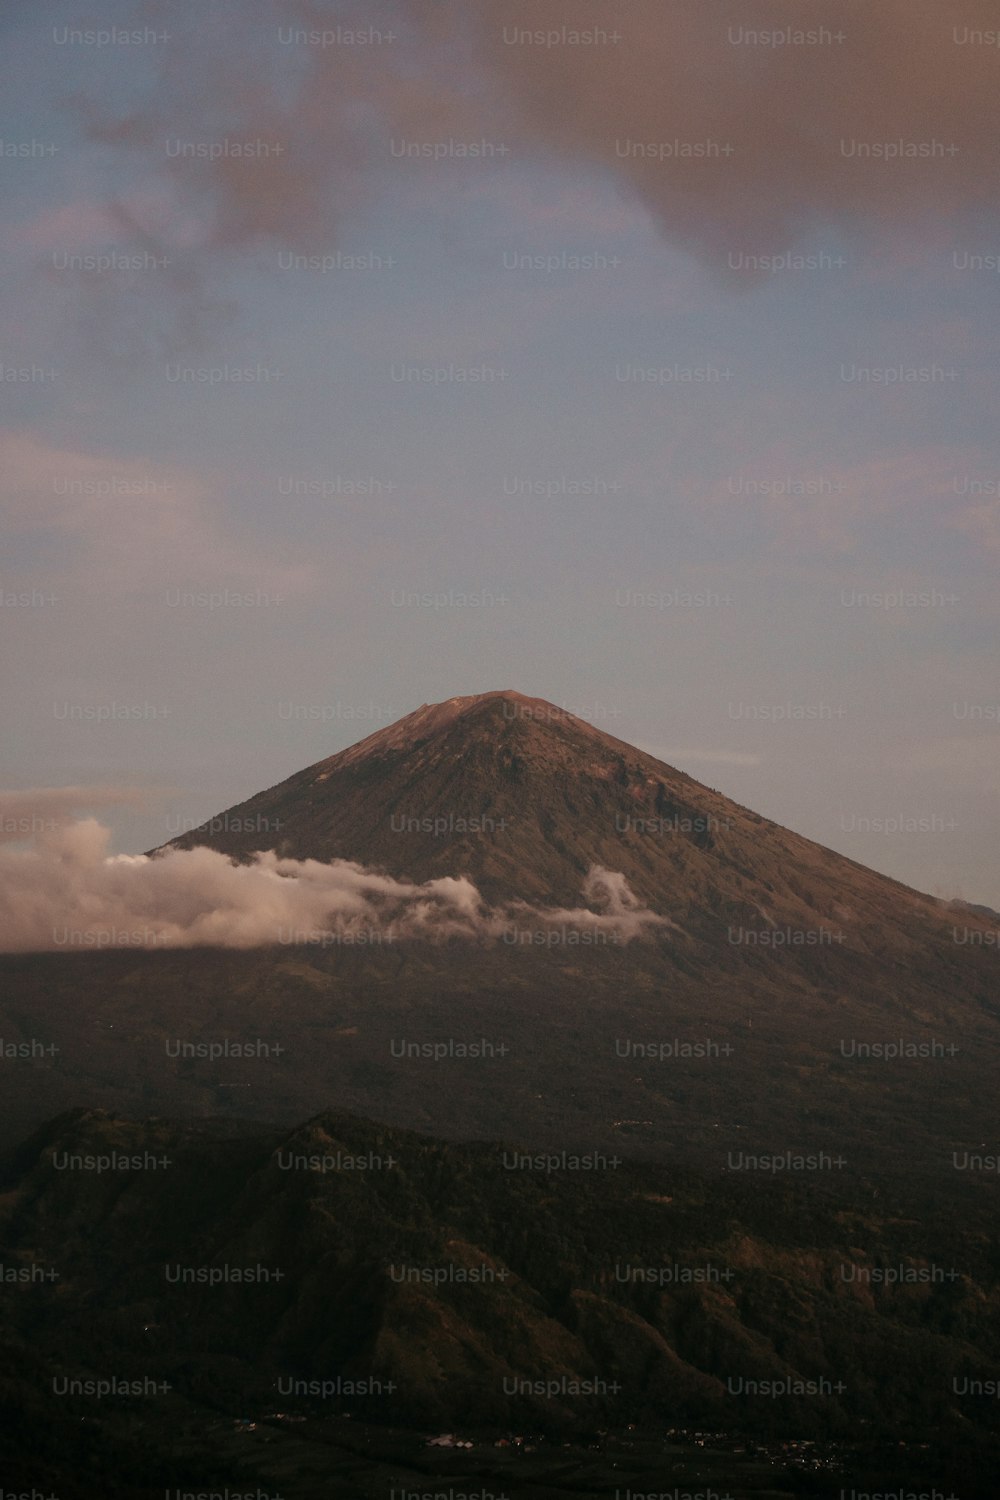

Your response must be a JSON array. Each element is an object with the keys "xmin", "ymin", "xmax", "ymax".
[{"xmin": 1, "ymin": 1105, "xmax": 998, "ymax": 1497}]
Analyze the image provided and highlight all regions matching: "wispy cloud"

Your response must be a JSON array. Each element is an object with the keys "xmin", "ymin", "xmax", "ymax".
[
  {"xmin": 70, "ymin": 0, "xmax": 1000, "ymax": 271},
  {"xmin": 0, "ymin": 431, "xmax": 317, "ymax": 597},
  {"xmin": 0, "ymin": 786, "xmax": 148, "ymax": 844}
]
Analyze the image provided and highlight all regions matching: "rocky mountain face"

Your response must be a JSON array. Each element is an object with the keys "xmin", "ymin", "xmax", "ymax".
[{"xmin": 159, "ymin": 691, "xmax": 976, "ymax": 948}]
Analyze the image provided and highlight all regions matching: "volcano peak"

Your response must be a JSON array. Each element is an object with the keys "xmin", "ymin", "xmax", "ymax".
[{"xmin": 320, "ymin": 689, "xmax": 604, "ymax": 771}]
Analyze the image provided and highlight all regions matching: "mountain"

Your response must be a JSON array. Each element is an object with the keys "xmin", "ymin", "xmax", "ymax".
[
  {"xmin": 161, "ymin": 688, "xmax": 750, "ymax": 908},
  {"xmin": 154, "ymin": 686, "xmax": 1000, "ymax": 1030},
  {"xmin": 157, "ymin": 690, "xmax": 965, "ymax": 939},
  {"xmin": 0, "ymin": 690, "xmax": 997, "ymax": 1170}
]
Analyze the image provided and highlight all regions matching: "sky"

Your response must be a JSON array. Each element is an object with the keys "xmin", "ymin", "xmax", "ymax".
[{"xmin": 2, "ymin": 0, "xmax": 999, "ymax": 908}]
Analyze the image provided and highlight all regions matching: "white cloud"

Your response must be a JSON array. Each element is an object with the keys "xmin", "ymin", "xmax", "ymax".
[{"xmin": 0, "ymin": 813, "xmax": 671, "ymax": 953}]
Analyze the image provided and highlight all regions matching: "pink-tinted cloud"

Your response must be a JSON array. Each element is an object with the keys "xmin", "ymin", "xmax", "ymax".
[
  {"xmin": 70, "ymin": 0, "xmax": 1000, "ymax": 281},
  {"xmin": 949, "ymin": 496, "xmax": 1000, "ymax": 553},
  {"xmin": 0, "ymin": 431, "xmax": 318, "ymax": 596},
  {"xmin": 0, "ymin": 787, "xmax": 148, "ymax": 844},
  {"xmin": 449, "ymin": 0, "xmax": 1000, "ymax": 268},
  {"xmin": 10, "ymin": 201, "xmax": 121, "ymax": 253},
  {"xmin": 705, "ymin": 444, "xmax": 996, "ymax": 553},
  {"xmin": 0, "ymin": 814, "xmax": 670, "ymax": 952},
  {"xmin": 9, "ymin": 187, "xmax": 205, "ymax": 259}
]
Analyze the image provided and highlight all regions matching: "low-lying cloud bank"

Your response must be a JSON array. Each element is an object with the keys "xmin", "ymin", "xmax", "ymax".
[{"xmin": 0, "ymin": 817, "xmax": 671, "ymax": 953}]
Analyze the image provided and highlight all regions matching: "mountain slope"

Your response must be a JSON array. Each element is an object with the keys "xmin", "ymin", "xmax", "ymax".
[
  {"xmin": 159, "ymin": 689, "xmax": 979, "ymax": 958},
  {"xmin": 0, "ymin": 690, "xmax": 996, "ymax": 1168}
]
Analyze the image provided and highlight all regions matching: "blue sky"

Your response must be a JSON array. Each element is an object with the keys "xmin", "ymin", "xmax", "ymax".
[{"xmin": 2, "ymin": 0, "xmax": 999, "ymax": 905}]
